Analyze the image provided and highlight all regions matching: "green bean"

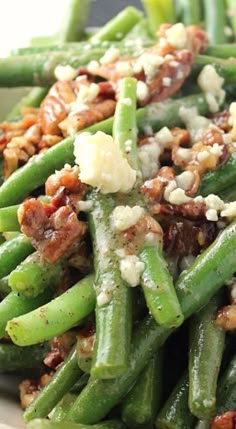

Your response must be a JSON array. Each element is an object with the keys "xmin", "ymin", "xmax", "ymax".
[
  {"xmin": 141, "ymin": 0, "xmax": 169, "ymax": 36},
  {"xmin": 77, "ymin": 336, "xmax": 92, "ymax": 374},
  {"xmin": 8, "ymin": 251, "xmax": 65, "ymax": 298},
  {"xmin": 124, "ymin": 19, "xmax": 154, "ymax": 41},
  {"xmin": 199, "ymin": 153, "xmax": 236, "ymax": 197},
  {"xmin": 216, "ymin": 352, "xmax": 236, "ymax": 414},
  {"xmin": 5, "ymin": 87, "xmax": 48, "ymax": 121},
  {"xmin": 204, "ymin": 44, "xmax": 236, "ymax": 58},
  {"xmin": 203, "ymin": 0, "xmax": 227, "ymax": 44},
  {"xmin": 27, "ymin": 419, "xmax": 127, "ymax": 429},
  {"xmin": 0, "ymin": 204, "xmax": 20, "ymax": 232},
  {"xmin": 24, "ymin": 347, "xmax": 82, "ymax": 421},
  {"xmin": 177, "ymin": 0, "xmax": 202, "ymax": 25},
  {"xmin": 89, "ymin": 192, "xmax": 132, "ymax": 379},
  {"xmin": 0, "ymin": 289, "xmax": 52, "ymax": 338},
  {"xmin": 65, "ymin": 317, "xmax": 170, "ymax": 424},
  {"xmin": 226, "ymin": 0, "xmax": 236, "ymax": 40},
  {"xmin": 0, "ymin": 342, "xmax": 49, "ymax": 373},
  {"xmin": 7, "ymin": 274, "xmax": 95, "ymax": 346},
  {"xmin": 50, "ymin": 394, "xmax": 77, "ymax": 422},
  {"xmin": 113, "ymin": 77, "xmax": 139, "ymax": 170},
  {"xmin": 156, "ymin": 373, "xmax": 196, "ymax": 429},
  {"xmin": 58, "ymin": 0, "xmax": 92, "ymax": 42},
  {"xmin": 10, "ymin": 40, "xmax": 151, "ymax": 57},
  {"xmin": 64, "ymin": 221, "xmax": 236, "ymax": 424},
  {"xmin": 176, "ymin": 221, "xmax": 236, "ymax": 319},
  {"xmin": 194, "ymin": 55, "xmax": 236, "ymax": 82},
  {"xmin": 188, "ymin": 293, "xmax": 225, "ymax": 419},
  {"xmin": 0, "ymin": 276, "xmax": 10, "ymax": 297},
  {"xmin": 122, "ymin": 351, "xmax": 163, "ymax": 428},
  {"xmin": 218, "ymin": 185, "xmax": 236, "ymax": 202},
  {"xmin": 90, "ymin": 7, "xmax": 143, "ymax": 42},
  {"xmin": 140, "ymin": 245, "xmax": 184, "ymax": 329},
  {"xmin": 0, "ymin": 93, "xmax": 211, "ymax": 208},
  {"xmin": 0, "ymin": 234, "xmax": 33, "ymax": 278}
]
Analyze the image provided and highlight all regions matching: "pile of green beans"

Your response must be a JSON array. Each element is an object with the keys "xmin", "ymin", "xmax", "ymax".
[{"xmin": 2, "ymin": 1, "xmax": 236, "ymax": 429}]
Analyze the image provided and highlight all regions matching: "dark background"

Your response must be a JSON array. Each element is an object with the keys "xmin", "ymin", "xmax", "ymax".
[{"xmin": 89, "ymin": 0, "xmax": 144, "ymax": 26}]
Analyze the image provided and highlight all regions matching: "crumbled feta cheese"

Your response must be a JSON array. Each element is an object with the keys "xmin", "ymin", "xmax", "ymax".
[
  {"xmin": 116, "ymin": 61, "xmax": 133, "ymax": 77},
  {"xmin": 221, "ymin": 202, "xmax": 236, "ymax": 218},
  {"xmin": 100, "ymin": 47, "xmax": 120, "ymax": 65},
  {"xmin": 176, "ymin": 147, "xmax": 192, "ymax": 162},
  {"xmin": 87, "ymin": 60, "xmax": 100, "ymax": 74},
  {"xmin": 120, "ymin": 255, "xmax": 145, "ymax": 287},
  {"xmin": 223, "ymin": 133, "xmax": 232, "ymax": 145},
  {"xmin": 78, "ymin": 200, "xmax": 93, "ymax": 212},
  {"xmin": 164, "ymin": 180, "xmax": 177, "ymax": 201},
  {"xmin": 134, "ymin": 54, "xmax": 164, "ymax": 80},
  {"xmin": 170, "ymin": 60, "xmax": 179, "ymax": 68},
  {"xmin": 68, "ymin": 102, "xmax": 89, "ymax": 116},
  {"xmin": 138, "ymin": 140, "xmax": 161, "ymax": 179},
  {"xmin": 136, "ymin": 81, "xmax": 149, "ymax": 101},
  {"xmin": 77, "ymin": 83, "xmax": 100, "ymax": 103},
  {"xmin": 97, "ymin": 291, "xmax": 111, "ymax": 306},
  {"xmin": 111, "ymin": 205, "xmax": 145, "ymax": 231},
  {"xmin": 175, "ymin": 171, "xmax": 194, "ymax": 191},
  {"xmin": 194, "ymin": 195, "xmax": 204, "ymax": 203},
  {"xmin": 154, "ymin": 127, "xmax": 173, "ymax": 145},
  {"xmin": 54, "ymin": 65, "xmax": 77, "ymax": 81},
  {"xmin": 206, "ymin": 209, "xmax": 218, "ymax": 221},
  {"xmin": 197, "ymin": 65, "xmax": 225, "ymax": 113},
  {"xmin": 74, "ymin": 131, "xmax": 136, "ymax": 193},
  {"xmin": 168, "ymin": 188, "xmax": 192, "ymax": 205},
  {"xmin": 166, "ymin": 23, "xmax": 187, "ymax": 49},
  {"xmin": 209, "ymin": 143, "xmax": 223, "ymax": 157},
  {"xmin": 124, "ymin": 139, "xmax": 133, "ymax": 153},
  {"xmin": 121, "ymin": 97, "xmax": 132, "ymax": 106},
  {"xmin": 205, "ymin": 194, "xmax": 225, "ymax": 211},
  {"xmin": 197, "ymin": 150, "xmax": 210, "ymax": 163},
  {"xmin": 162, "ymin": 77, "xmax": 172, "ymax": 87},
  {"xmin": 179, "ymin": 106, "xmax": 211, "ymax": 142}
]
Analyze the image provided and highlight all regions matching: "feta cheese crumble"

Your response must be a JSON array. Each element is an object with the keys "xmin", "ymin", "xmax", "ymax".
[
  {"xmin": 100, "ymin": 47, "xmax": 120, "ymax": 65},
  {"xmin": 166, "ymin": 23, "xmax": 187, "ymax": 49},
  {"xmin": 120, "ymin": 255, "xmax": 145, "ymax": 287},
  {"xmin": 74, "ymin": 131, "xmax": 136, "ymax": 193},
  {"xmin": 197, "ymin": 65, "xmax": 225, "ymax": 113},
  {"xmin": 54, "ymin": 65, "xmax": 78, "ymax": 81},
  {"xmin": 110, "ymin": 205, "xmax": 145, "ymax": 231}
]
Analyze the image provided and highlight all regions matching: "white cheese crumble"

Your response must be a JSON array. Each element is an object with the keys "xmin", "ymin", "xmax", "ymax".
[
  {"xmin": 205, "ymin": 194, "xmax": 225, "ymax": 211},
  {"xmin": 120, "ymin": 255, "xmax": 145, "ymax": 287},
  {"xmin": 100, "ymin": 47, "xmax": 120, "ymax": 65},
  {"xmin": 162, "ymin": 77, "xmax": 172, "ymax": 87},
  {"xmin": 110, "ymin": 205, "xmax": 145, "ymax": 231},
  {"xmin": 77, "ymin": 83, "xmax": 100, "ymax": 103},
  {"xmin": 136, "ymin": 81, "xmax": 149, "ymax": 101},
  {"xmin": 134, "ymin": 53, "xmax": 164, "ymax": 80},
  {"xmin": 154, "ymin": 127, "xmax": 174, "ymax": 145},
  {"xmin": 206, "ymin": 208, "xmax": 218, "ymax": 221},
  {"xmin": 166, "ymin": 23, "xmax": 187, "ymax": 49},
  {"xmin": 97, "ymin": 291, "xmax": 111, "ymax": 306},
  {"xmin": 138, "ymin": 140, "xmax": 161, "ymax": 180},
  {"xmin": 179, "ymin": 106, "xmax": 211, "ymax": 143},
  {"xmin": 116, "ymin": 61, "xmax": 133, "ymax": 77},
  {"xmin": 124, "ymin": 139, "xmax": 133, "ymax": 153},
  {"xmin": 221, "ymin": 202, "xmax": 236, "ymax": 218},
  {"xmin": 168, "ymin": 188, "xmax": 192, "ymax": 205},
  {"xmin": 197, "ymin": 65, "xmax": 225, "ymax": 113},
  {"xmin": 54, "ymin": 65, "xmax": 78, "ymax": 81},
  {"xmin": 78, "ymin": 200, "xmax": 93, "ymax": 212},
  {"xmin": 87, "ymin": 60, "xmax": 100, "ymax": 74},
  {"xmin": 175, "ymin": 171, "xmax": 194, "ymax": 191},
  {"xmin": 121, "ymin": 97, "xmax": 132, "ymax": 106},
  {"xmin": 74, "ymin": 131, "xmax": 136, "ymax": 193}
]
